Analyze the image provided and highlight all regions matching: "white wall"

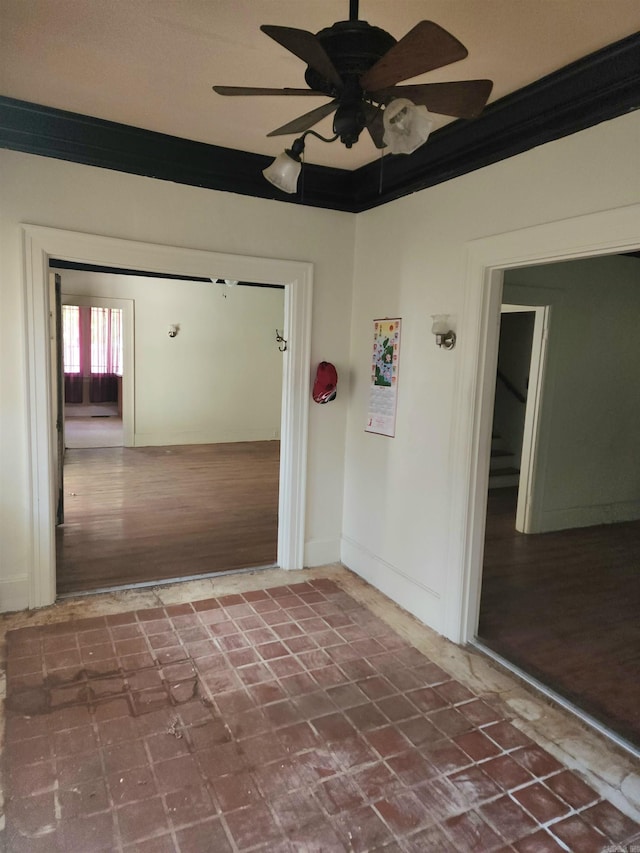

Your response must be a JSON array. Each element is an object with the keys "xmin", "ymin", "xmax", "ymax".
[
  {"xmin": 343, "ymin": 111, "xmax": 640, "ymax": 637},
  {"xmin": 0, "ymin": 150, "xmax": 355, "ymax": 611},
  {"xmin": 61, "ymin": 270, "xmax": 285, "ymax": 446},
  {"xmin": 503, "ymin": 255, "xmax": 640, "ymax": 531}
]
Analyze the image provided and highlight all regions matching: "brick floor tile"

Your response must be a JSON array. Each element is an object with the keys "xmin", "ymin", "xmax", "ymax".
[
  {"xmin": 454, "ymin": 729, "xmax": 503, "ymax": 762},
  {"xmin": 175, "ymin": 818, "xmax": 233, "ymax": 853},
  {"xmin": 480, "ymin": 796, "xmax": 539, "ymax": 844},
  {"xmin": 406, "ymin": 686, "xmax": 449, "ymax": 714},
  {"xmin": 165, "ymin": 783, "xmax": 216, "ymax": 827},
  {"xmin": 398, "ymin": 716, "xmax": 443, "ymax": 748},
  {"xmin": 443, "ymin": 809, "xmax": 503, "ymax": 850},
  {"xmin": 4, "ymin": 584, "xmax": 638, "ymax": 853},
  {"xmin": 60, "ymin": 811, "xmax": 116, "ymax": 852},
  {"xmin": 211, "ymin": 771, "xmax": 261, "ymax": 812},
  {"xmin": 108, "ymin": 765, "xmax": 158, "ymax": 805},
  {"xmin": 429, "ymin": 706, "xmax": 475, "ymax": 737},
  {"xmin": 447, "ymin": 765, "xmax": 503, "ymax": 806},
  {"xmin": 366, "ymin": 725, "xmax": 411, "ymax": 758},
  {"xmin": 513, "ymin": 829, "xmax": 568, "ymax": 852},
  {"xmin": 459, "ymin": 697, "xmax": 505, "ymax": 726},
  {"xmin": 294, "ymin": 746, "xmax": 341, "ymax": 784},
  {"xmin": 196, "ymin": 742, "xmax": 246, "ymax": 780},
  {"xmin": 333, "ymin": 804, "xmax": 391, "ymax": 851},
  {"xmin": 374, "ymin": 790, "xmax": 431, "ymax": 833},
  {"xmin": 57, "ymin": 750, "xmax": 104, "ymax": 787},
  {"xmin": 101, "ymin": 739, "xmax": 149, "ymax": 775},
  {"xmin": 277, "ymin": 720, "xmax": 320, "ymax": 754},
  {"xmin": 357, "ymin": 675, "xmax": 395, "ymax": 700},
  {"xmin": 482, "ymin": 754, "xmax": 534, "ymax": 790},
  {"xmin": 582, "ymin": 800, "xmax": 640, "ymax": 842},
  {"xmin": 58, "ymin": 777, "xmax": 109, "ymax": 819},
  {"xmin": 7, "ymin": 732, "xmax": 52, "ymax": 764},
  {"xmin": 387, "ymin": 750, "xmax": 437, "ymax": 786},
  {"xmin": 8, "ymin": 759, "xmax": 57, "ymax": 797},
  {"xmin": 512, "ymin": 781, "xmax": 571, "ymax": 823},
  {"xmin": 313, "ymin": 711, "xmax": 357, "ymax": 741},
  {"xmin": 317, "ymin": 774, "xmax": 368, "ymax": 815},
  {"xmin": 224, "ymin": 803, "xmax": 285, "ymax": 849},
  {"xmin": 53, "ymin": 724, "xmax": 98, "ymax": 757},
  {"xmin": 511, "ymin": 745, "xmax": 564, "ymax": 778},
  {"xmin": 117, "ymin": 795, "xmax": 170, "ymax": 844},
  {"xmin": 550, "ymin": 814, "xmax": 610, "ymax": 853},
  {"xmin": 434, "ymin": 679, "xmax": 476, "ymax": 705},
  {"xmin": 6, "ymin": 791, "xmax": 57, "ymax": 836},
  {"xmin": 485, "ymin": 721, "xmax": 533, "ymax": 751},
  {"xmin": 124, "ymin": 833, "xmax": 176, "ymax": 852},
  {"xmin": 544, "ymin": 769, "xmax": 599, "ymax": 809},
  {"xmin": 353, "ymin": 760, "xmax": 401, "ymax": 800}
]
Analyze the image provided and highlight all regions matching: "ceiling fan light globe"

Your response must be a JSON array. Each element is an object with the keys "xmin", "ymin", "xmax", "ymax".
[
  {"xmin": 383, "ymin": 98, "xmax": 434, "ymax": 155},
  {"xmin": 262, "ymin": 150, "xmax": 302, "ymax": 193}
]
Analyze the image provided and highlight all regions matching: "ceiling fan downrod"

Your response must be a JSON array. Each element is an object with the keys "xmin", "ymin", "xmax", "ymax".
[{"xmin": 349, "ymin": 0, "xmax": 359, "ymax": 22}]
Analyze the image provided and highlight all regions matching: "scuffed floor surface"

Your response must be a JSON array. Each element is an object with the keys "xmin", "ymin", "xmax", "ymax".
[{"xmin": 3, "ymin": 579, "xmax": 639, "ymax": 852}]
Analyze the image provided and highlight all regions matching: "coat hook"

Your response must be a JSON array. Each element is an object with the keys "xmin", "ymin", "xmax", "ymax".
[{"xmin": 275, "ymin": 329, "xmax": 288, "ymax": 352}]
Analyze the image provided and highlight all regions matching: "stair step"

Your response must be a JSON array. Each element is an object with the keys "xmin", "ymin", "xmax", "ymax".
[
  {"xmin": 491, "ymin": 448, "xmax": 512, "ymax": 458},
  {"xmin": 489, "ymin": 469, "xmax": 520, "ymax": 489},
  {"xmin": 491, "ymin": 466, "xmax": 520, "ymax": 476}
]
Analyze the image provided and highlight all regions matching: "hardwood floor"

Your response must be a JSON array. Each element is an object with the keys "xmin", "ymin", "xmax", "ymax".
[
  {"xmin": 479, "ymin": 487, "xmax": 640, "ymax": 749},
  {"xmin": 56, "ymin": 441, "xmax": 280, "ymax": 595}
]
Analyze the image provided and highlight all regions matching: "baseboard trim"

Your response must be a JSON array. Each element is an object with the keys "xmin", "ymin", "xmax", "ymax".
[
  {"xmin": 340, "ymin": 536, "xmax": 441, "ymax": 633},
  {"xmin": 538, "ymin": 499, "xmax": 640, "ymax": 532}
]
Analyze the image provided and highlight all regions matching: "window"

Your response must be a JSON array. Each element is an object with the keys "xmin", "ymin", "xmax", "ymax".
[
  {"xmin": 62, "ymin": 305, "xmax": 81, "ymax": 373},
  {"xmin": 91, "ymin": 306, "xmax": 123, "ymax": 376}
]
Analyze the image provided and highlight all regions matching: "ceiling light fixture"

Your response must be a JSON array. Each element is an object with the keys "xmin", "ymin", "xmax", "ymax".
[
  {"xmin": 263, "ymin": 99, "xmax": 431, "ymax": 194},
  {"xmin": 382, "ymin": 98, "xmax": 434, "ymax": 155},
  {"xmin": 263, "ymin": 129, "xmax": 338, "ymax": 194}
]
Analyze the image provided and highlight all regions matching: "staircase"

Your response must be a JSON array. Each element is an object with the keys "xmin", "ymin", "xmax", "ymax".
[{"xmin": 489, "ymin": 433, "xmax": 520, "ymax": 489}]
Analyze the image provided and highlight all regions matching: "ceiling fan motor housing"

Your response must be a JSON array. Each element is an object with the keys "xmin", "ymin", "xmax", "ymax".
[{"xmin": 304, "ymin": 21, "xmax": 396, "ymax": 96}]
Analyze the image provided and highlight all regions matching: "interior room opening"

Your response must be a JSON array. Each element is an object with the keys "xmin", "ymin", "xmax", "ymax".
[
  {"xmin": 476, "ymin": 252, "xmax": 640, "ymax": 752},
  {"xmin": 51, "ymin": 261, "xmax": 286, "ymax": 596}
]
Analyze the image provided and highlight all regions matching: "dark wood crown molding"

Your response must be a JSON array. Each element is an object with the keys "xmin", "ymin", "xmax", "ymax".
[{"xmin": 0, "ymin": 32, "xmax": 637, "ymax": 213}]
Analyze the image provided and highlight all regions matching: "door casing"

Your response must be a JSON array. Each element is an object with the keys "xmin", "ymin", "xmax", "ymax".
[
  {"xmin": 23, "ymin": 225, "xmax": 312, "ymax": 609},
  {"xmin": 443, "ymin": 202, "xmax": 640, "ymax": 645}
]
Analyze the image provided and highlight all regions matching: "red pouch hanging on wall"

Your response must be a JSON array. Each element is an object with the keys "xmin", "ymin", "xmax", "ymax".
[{"xmin": 313, "ymin": 362, "xmax": 338, "ymax": 404}]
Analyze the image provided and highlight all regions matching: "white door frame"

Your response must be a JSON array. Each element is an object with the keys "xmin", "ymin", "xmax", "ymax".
[
  {"xmin": 23, "ymin": 225, "xmax": 312, "ymax": 609},
  {"xmin": 499, "ymin": 304, "xmax": 550, "ymax": 534},
  {"xmin": 443, "ymin": 203, "xmax": 640, "ymax": 645}
]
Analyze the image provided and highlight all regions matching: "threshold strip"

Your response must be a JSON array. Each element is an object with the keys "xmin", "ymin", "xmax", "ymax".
[
  {"xmin": 56, "ymin": 563, "xmax": 278, "ymax": 600},
  {"xmin": 471, "ymin": 639, "xmax": 640, "ymax": 761}
]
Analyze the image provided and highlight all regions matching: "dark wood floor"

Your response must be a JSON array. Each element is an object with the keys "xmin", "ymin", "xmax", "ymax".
[
  {"xmin": 479, "ymin": 487, "xmax": 640, "ymax": 749},
  {"xmin": 56, "ymin": 442, "xmax": 280, "ymax": 595}
]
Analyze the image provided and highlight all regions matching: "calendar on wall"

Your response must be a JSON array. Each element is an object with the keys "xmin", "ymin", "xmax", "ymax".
[{"xmin": 365, "ymin": 318, "xmax": 401, "ymax": 438}]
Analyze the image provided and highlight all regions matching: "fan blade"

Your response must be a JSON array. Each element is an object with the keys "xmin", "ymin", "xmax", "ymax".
[
  {"xmin": 361, "ymin": 21, "xmax": 468, "ymax": 91},
  {"xmin": 213, "ymin": 86, "xmax": 328, "ymax": 96},
  {"xmin": 363, "ymin": 103, "xmax": 386, "ymax": 149},
  {"xmin": 267, "ymin": 101, "xmax": 338, "ymax": 137},
  {"xmin": 374, "ymin": 79, "xmax": 493, "ymax": 118},
  {"xmin": 261, "ymin": 25, "xmax": 343, "ymax": 88}
]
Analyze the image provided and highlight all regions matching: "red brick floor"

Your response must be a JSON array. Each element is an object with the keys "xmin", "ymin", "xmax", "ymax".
[{"xmin": 2, "ymin": 579, "xmax": 639, "ymax": 852}]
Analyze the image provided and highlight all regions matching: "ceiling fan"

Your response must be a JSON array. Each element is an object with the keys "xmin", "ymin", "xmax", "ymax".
[{"xmin": 213, "ymin": 0, "xmax": 493, "ymax": 155}]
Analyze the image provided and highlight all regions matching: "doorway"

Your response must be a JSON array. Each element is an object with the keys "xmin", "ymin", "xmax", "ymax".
[
  {"xmin": 54, "ymin": 265, "xmax": 286, "ymax": 595},
  {"xmin": 476, "ymin": 255, "xmax": 640, "ymax": 750},
  {"xmin": 61, "ymin": 294, "xmax": 133, "ymax": 450},
  {"xmin": 23, "ymin": 226, "xmax": 312, "ymax": 610}
]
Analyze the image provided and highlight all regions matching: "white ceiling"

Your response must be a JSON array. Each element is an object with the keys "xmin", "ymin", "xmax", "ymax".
[{"xmin": 1, "ymin": 0, "xmax": 639, "ymax": 169}]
